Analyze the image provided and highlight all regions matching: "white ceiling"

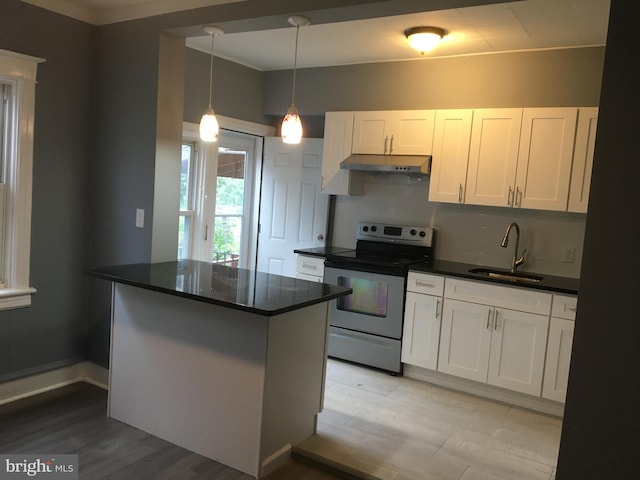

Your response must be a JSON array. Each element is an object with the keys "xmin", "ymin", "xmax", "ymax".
[{"xmin": 22, "ymin": 0, "xmax": 611, "ymax": 71}]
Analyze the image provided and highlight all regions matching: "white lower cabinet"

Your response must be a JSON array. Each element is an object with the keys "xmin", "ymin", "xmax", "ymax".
[
  {"xmin": 542, "ymin": 294, "xmax": 578, "ymax": 402},
  {"xmin": 295, "ymin": 255, "xmax": 325, "ymax": 282},
  {"xmin": 402, "ymin": 291, "xmax": 442, "ymax": 370},
  {"xmin": 402, "ymin": 273, "xmax": 445, "ymax": 370},
  {"xmin": 436, "ymin": 278, "xmax": 551, "ymax": 396}
]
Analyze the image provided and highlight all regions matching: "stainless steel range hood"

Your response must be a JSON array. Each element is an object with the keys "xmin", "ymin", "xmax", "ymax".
[{"xmin": 340, "ymin": 154, "xmax": 431, "ymax": 176}]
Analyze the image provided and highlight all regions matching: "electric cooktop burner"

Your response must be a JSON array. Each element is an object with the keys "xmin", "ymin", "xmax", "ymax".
[{"xmin": 325, "ymin": 222, "xmax": 435, "ymax": 275}]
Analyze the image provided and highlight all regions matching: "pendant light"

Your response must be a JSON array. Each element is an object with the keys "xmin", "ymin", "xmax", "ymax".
[
  {"xmin": 200, "ymin": 25, "xmax": 224, "ymax": 142},
  {"xmin": 281, "ymin": 15, "xmax": 310, "ymax": 145}
]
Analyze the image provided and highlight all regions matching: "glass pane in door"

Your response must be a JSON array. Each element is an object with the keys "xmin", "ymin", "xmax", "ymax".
[{"xmin": 213, "ymin": 146, "xmax": 246, "ymax": 267}]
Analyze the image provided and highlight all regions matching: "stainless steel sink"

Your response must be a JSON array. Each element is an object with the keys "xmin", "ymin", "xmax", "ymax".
[{"xmin": 468, "ymin": 267, "xmax": 543, "ymax": 283}]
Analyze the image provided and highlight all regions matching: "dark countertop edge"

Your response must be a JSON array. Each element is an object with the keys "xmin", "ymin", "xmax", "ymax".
[
  {"xmin": 86, "ymin": 270, "xmax": 352, "ymax": 317},
  {"xmin": 294, "ymin": 246, "xmax": 354, "ymax": 257},
  {"xmin": 292, "ymin": 248, "xmax": 579, "ymax": 295},
  {"xmin": 409, "ymin": 260, "xmax": 579, "ymax": 295}
]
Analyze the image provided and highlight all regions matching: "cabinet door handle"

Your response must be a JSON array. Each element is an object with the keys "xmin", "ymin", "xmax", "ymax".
[
  {"xmin": 486, "ymin": 308, "xmax": 492, "ymax": 330},
  {"xmin": 302, "ymin": 263, "xmax": 317, "ymax": 270},
  {"xmin": 435, "ymin": 299, "xmax": 441, "ymax": 320},
  {"xmin": 415, "ymin": 280, "xmax": 435, "ymax": 288},
  {"xmin": 389, "ymin": 135, "xmax": 395, "ymax": 154},
  {"xmin": 515, "ymin": 187, "xmax": 523, "ymax": 207},
  {"xmin": 204, "ymin": 224, "xmax": 208, "ymax": 241},
  {"xmin": 568, "ymin": 305, "xmax": 577, "ymax": 312},
  {"xmin": 508, "ymin": 187, "xmax": 514, "ymax": 207},
  {"xmin": 494, "ymin": 309, "xmax": 499, "ymax": 330},
  {"xmin": 458, "ymin": 184, "xmax": 464, "ymax": 204},
  {"xmin": 383, "ymin": 135, "xmax": 388, "ymax": 154}
]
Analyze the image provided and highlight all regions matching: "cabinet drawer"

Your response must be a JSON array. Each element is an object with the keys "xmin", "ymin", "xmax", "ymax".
[
  {"xmin": 407, "ymin": 272, "xmax": 445, "ymax": 296},
  {"xmin": 444, "ymin": 278, "xmax": 552, "ymax": 315},
  {"xmin": 296, "ymin": 255, "xmax": 325, "ymax": 279},
  {"xmin": 552, "ymin": 295, "xmax": 578, "ymax": 320}
]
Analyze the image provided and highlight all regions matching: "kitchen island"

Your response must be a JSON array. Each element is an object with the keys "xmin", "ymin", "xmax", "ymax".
[{"xmin": 87, "ymin": 260, "xmax": 351, "ymax": 479}]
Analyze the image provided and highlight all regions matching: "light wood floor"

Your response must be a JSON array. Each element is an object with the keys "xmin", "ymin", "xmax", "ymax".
[
  {"xmin": 296, "ymin": 359, "xmax": 562, "ymax": 480},
  {"xmin": 0, "ymin": 361, "xmax": 562, "ymax": 480}
]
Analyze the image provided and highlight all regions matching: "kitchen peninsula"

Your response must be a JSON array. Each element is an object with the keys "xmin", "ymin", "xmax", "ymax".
[{"xmin": 87, "ymin": 260, "xmax": 351, "ymax": 479}]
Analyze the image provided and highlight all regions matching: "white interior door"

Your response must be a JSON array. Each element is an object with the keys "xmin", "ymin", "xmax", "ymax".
[{"xmin": 257, "ymin": 137, "xmax": 328, "ymax": 277}]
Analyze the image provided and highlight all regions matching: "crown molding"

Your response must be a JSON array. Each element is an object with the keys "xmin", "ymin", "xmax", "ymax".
[{"xmin": 21, "ymin": 0, "xmax": 245, "ymax": 26}]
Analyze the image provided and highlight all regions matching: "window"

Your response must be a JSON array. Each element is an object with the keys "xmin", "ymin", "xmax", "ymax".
[
  {"xmin": 180, "ymin": 120, "xmax": 269, "ymax": 270},
  {"xmin": 178, "ymin": 141, "xmax": 196, "ymax": 259},
  {"xmin": 0, "ymin": 49, "xmax": 41, "ymax": 310}
]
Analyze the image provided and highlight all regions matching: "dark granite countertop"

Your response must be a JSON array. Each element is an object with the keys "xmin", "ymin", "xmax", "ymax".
[
  {"xmin": 410, "ymin": 259, "xmax": 579, "ymax": 295},
  {"xmin": 86, "ymin": 260, "xmax": 351, "ymax": 316},
  {"xmin": 293, "ymin": 246, "xmax": 354, "ymax": 257},
  {"xmin": 292, "ymin": 247, "xmax": 579, "ymax": 295}
]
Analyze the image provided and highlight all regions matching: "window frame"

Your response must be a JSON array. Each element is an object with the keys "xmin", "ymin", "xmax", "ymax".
[{"xmin": 0, "ymin": 49, "xmax": 43, "ymax": 310}]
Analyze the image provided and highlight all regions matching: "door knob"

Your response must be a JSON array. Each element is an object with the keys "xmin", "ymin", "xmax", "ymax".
[{"xmin": 317, "ymin": 234, "xmax": 324, "ymax": 240}]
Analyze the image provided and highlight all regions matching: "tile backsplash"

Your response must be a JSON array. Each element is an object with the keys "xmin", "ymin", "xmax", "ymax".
[{"xmin": 332, "ymin": 174, "xmax": 585, "ymax": 279}]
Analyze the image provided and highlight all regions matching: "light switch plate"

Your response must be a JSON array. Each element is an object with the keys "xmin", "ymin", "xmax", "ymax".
[{"xmin": 136, "ymin": 208, "xmax": 144, "ymax": 228}]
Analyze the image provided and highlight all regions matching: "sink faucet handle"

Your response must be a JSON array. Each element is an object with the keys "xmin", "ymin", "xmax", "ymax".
[{"xmin": 515, "ymin": 248, "xmax": 527, "ymax": 268}]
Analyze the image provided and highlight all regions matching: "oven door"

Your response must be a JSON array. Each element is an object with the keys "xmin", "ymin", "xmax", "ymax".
[{"xmin": 324, "ymin": 266, "xmax": 405, "ymax": 339}]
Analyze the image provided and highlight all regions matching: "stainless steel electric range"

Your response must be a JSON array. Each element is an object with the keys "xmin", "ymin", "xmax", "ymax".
[{"xmin": 324, "ymin": 221, "xmax": 435, "ymax": 374}]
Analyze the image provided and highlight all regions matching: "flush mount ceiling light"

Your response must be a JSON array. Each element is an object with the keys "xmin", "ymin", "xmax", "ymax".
[
  {"xmin": 404, "ymin": 26, "xmax": 447, "ymax": 55},
  {"xmin": 281, "ymin": 14, "xmax": 310, "ymax": 145},
  {"xmin": 199, "ymin": 25, "xmax": 224, "ymax": 142}
]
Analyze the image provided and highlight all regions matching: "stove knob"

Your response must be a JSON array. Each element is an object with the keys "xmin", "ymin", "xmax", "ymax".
[
  {"xmin": 419, "ymin": 230, "xmax": 426, "ymax": 237},
  {"xmin": 362, "ymin": 226, "xmax": 369, "ymax": 232},
  {"xmin": 410, "ymin": 229, "xmax": 417, "ymax": 236},
  {"xmin": 371, "ymin": 225, "xmax": 377, "ymax": 232}
]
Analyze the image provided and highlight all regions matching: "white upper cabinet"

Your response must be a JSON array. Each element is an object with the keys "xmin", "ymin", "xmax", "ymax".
[
  {"xmin": 321, "ymin": 111, "xmax": 364, "ymax": 196},
  {"xmin": 428, "ymin": 109, "xmax": 474, "ymax": 203},
  {"xmin": 568, "ymin": 107, "xmax": 598, "ymax": 213},
  {"xmin": 515, "ymin": 108, "xmax": 578, "ymax": 211},
  {"xmin": 352, "ymin": 110, "xmax": 435, "ymax": 155},
  {"xmin": 465, "ymin": 109, "xmax": 523, "ymax": 207}
]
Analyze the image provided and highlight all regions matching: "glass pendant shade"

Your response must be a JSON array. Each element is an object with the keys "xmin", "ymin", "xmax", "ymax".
[
  {"xmin": 199, "ymin": 107, "xmax": 219, "ymax": 142},
  {"xmin": 281, "ymin": 15, "xmax": 309, "ymax": 145},
  {"xmin": 281, "ymin": 106, "xmax": 303, "ymax": 144}
]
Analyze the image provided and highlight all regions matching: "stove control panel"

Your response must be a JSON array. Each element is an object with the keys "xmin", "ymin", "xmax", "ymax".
[{"xmin": 357, "ymin": 221, "xmax": 434, "ymax": 246}]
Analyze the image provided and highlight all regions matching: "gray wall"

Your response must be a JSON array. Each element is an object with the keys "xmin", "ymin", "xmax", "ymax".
[
  {"xmin": 263, "ymin": 47, "xmax": 605, "ymax": 114},
  {"xmin": 183, "ymin": 49, "xmax": 269, "ymax": 127},
  {"xmin": 2, "ymin": 0, "xmax": 640, "ymax": 476},
  {"xmin": 0, "ymin": 1, "xmax": 94, "ymax": 381}
]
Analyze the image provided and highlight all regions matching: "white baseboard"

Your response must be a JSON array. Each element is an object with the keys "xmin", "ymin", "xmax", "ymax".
[{"xmin": 0, "ymin": 361, "xmax": 109, "ymax": 406}]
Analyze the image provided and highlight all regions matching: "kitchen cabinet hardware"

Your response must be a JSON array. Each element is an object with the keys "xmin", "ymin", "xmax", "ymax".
[
  {"xmin": 438, "ymin": 278, "xmax": 550, "ymax": 395},
  {"xmin": 295, "ymin": 254, "xmax": 325, "ymax": 282},
  {"xmin": 568, "ymin": 107, "xmax": 598, "ymax": 213},
  {"xmin": 515, "ymin": 187, "xmax": 522, "ymax": 207},
  {"xmin": 458, "ymin": 184, "xmax": 464, "ymax": 203},
  {"xmin": 402, "ymin": 272, "xmax": 445, "ymax": 370},
  {"xmin": 352, "ymin": 110, "xmax": 435, "ymax": 156},
  {"xmin": 321, "ymin": 112, "xmax": 364, "ymax": 196},
  {"xmin": 508, "ymin": 187, "xmax": 514, "ymax": 207}
]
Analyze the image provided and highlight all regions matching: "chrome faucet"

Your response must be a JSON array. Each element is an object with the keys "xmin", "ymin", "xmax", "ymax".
[{"xmin": 500, "ymin": 222, "xmax": 526, "ymax": 273}]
